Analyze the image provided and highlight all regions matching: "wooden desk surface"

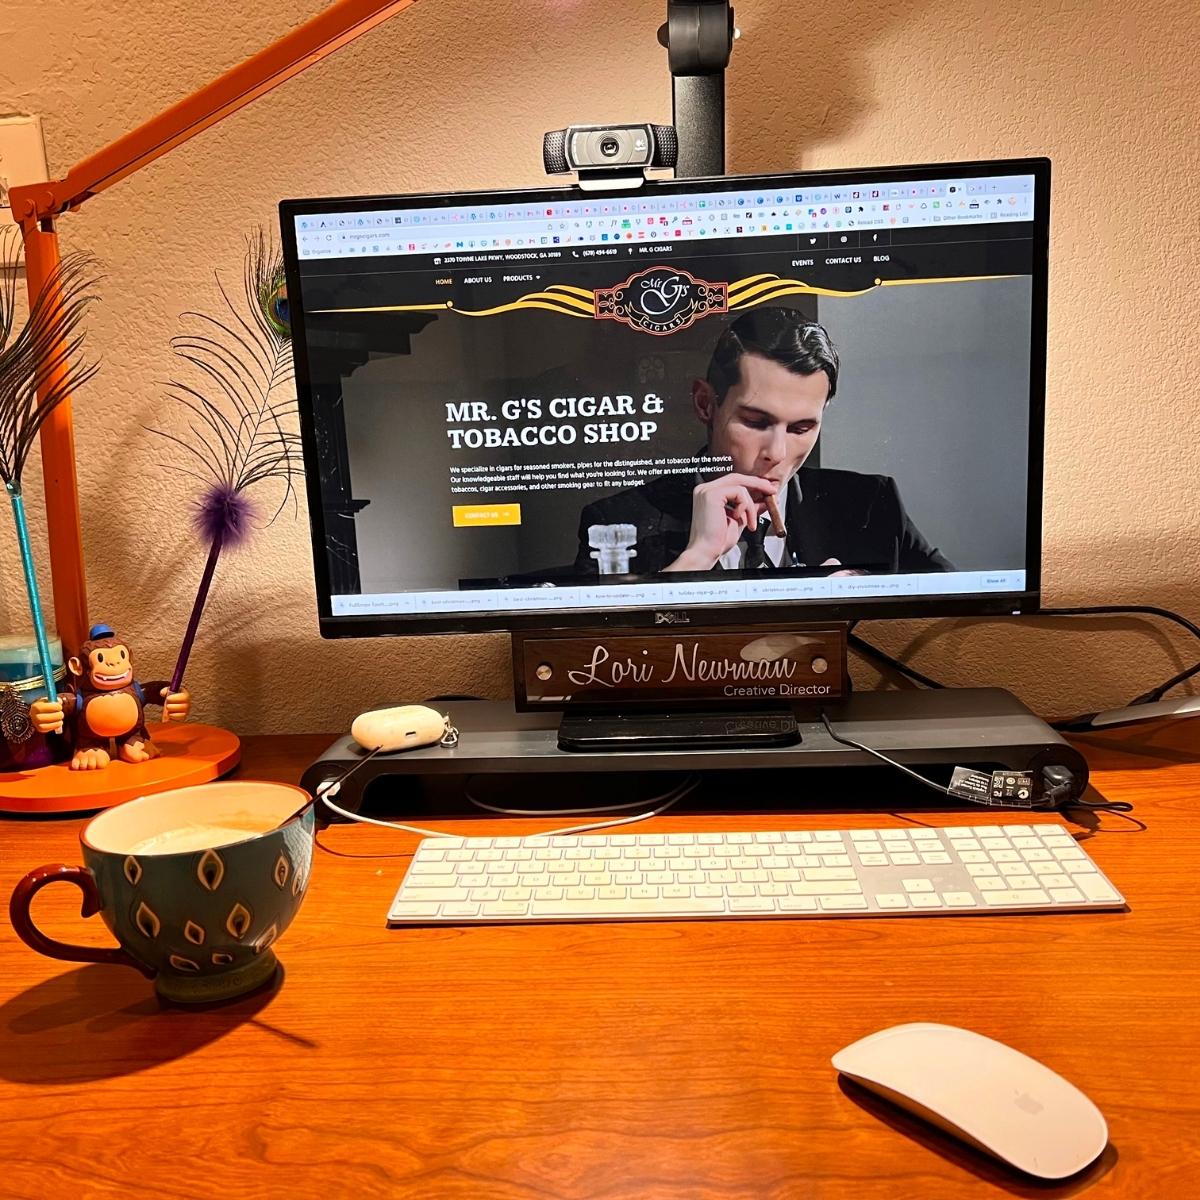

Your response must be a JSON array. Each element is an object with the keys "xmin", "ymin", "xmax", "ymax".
[{"xmin": 2, "ymin": 724, "xmax": 1198, "ymax": 1199}]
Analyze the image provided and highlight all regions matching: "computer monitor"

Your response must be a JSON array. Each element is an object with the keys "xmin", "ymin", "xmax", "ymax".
[{"xmin": 280, "ymin": 157, "xmax": 1048, "ymax": 638}]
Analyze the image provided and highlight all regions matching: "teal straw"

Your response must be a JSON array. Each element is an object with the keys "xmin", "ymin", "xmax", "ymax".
[{"xmin": 5, "ymin": 481, "xmax": 59, "ymax": 704}]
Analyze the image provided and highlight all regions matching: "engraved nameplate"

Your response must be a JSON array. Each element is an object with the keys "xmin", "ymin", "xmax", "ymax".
[{"xmin": 513, "ymin": 625, "xmax": 847, "ymax": 709}]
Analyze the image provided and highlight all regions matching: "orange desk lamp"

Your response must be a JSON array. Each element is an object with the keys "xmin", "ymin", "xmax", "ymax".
[
  {"xmin": 7, "ymin": 0, "xmax": 420, "ymax": 660},
  {"xmin": 2, "ymin": 0, "xmax": 419, "ymax": 812}
]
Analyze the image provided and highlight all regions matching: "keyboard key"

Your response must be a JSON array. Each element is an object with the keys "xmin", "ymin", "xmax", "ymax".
[
  {"xmin": 853, "ymin": 842, "xmax": 883, "ymax": 855},
  {"xmin": 531, "ymin": 898, "xmax": 725, "ymax": 917},
  {"xmin": 966, "ymin": 863, "xmax": 998, "ymax": 877},
  {"xmin": 481, "ymin": 901, "xmax": 529, "ymax": 918},
  {"xmin": 1049, "ymin": 887, "xmax": 1085, "ymax": 903},
  {"xmin": 889, "ymin": 852, "xmax": 920, "ymax": 865},
  {"xmin": 977, "ymin": 877, "xmax": 1006, "ymax": 891},
  {"xmin": 730, "ymin": 897, "xmax": 775, "ymax": 912},
  {"xmin": 820, "ymin": 895, "xmax": 869, "ymax": 911},
  {"xmin": 1020, "ymin": 848, "xmax": 1053, "ymax": 862},
  {"xmin": 982, "ymin": 890, "xmax": 1050, "ymax": 906},
  {"xmin": 778, "ymin": 895, "xmax": 818, "ymax": 911},
  {"xmin": 902, "ymin": 879, "xmax": 934, "ymax": 893},
  {"xmin": 1004, "ymin": 875, "xmax": 1040, "ymax": 890},
  {"xmin": 411, "ymin": 859, "xmax": 454, "ymax": 874},
  {"xmin": 803, "ymin": 867, "xmax": 857, "ymax": 881},
  {"xmin": 390, "ymin": 902, "xmax": 442, "ymax": 919},
  {"xmin": 398, "ymin": 886, "xmax": 469, "ymax": 902},
  {"xmin": 1040, "ymin": 874, "xmax": 1072, "ymax": 890},
  {"xmin": 406, "ymin": 874, "xmax": 458, "ymax": 889},
  {"xmin": 881, "ymin": 830, "xmax": 910, "ymax": 842},
  {"xmin": 1053, "ymin": 846, "xmax": 1086, "ymax": 861},
  {"xmin": 791, "ymin": 881, "xmax": 862, "ymax": 896},
  {"xmin": 942, "ymin": 893, "xmax": 977, "ymax": 907},
  {"xmin": 1074, "ymin": 874, "xmax": 1122, "ymax": 903},
  {"xmin": 875, "ymin": 894, "xmax": 908, "ymax": 909},
  {"xmin": 921, "ymin": 852, "xmax": 952, "ymax": 865},
  {"xmin": 990, "ymin": 850, "xmax": 1021, "ymax": 863},
  {"xmin": 858, "ymin": 853, "xmax": 888, "ymax": 866},
  {"xmin": 910, "ymin": 894, "xmax": 942, "ymax": 909},
  {"xmin": 441, "ymin": 902, "xmax": 480, "ymax": 918},
  {"xmin": 960, "ymin": 851, "xmax": 989, "ymax": 863}
]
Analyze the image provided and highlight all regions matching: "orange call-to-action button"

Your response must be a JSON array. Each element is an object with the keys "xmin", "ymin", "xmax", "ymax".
[{"xmin": 452, "ymin": 503, "xmax": 522, "ymax": 528}]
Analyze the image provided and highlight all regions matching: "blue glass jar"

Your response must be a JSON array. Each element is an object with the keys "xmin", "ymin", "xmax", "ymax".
[{"xmin": 0, "ymin": 634, "xmax": 67, "ymax": 771}]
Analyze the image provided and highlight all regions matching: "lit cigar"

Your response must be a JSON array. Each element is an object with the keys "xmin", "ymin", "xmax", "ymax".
[{"xmin": 764, "ymin": 493, "xmax": 787, "ymax": 538}]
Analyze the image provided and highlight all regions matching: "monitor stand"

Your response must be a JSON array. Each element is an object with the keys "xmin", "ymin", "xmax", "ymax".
[{"xmin": 300, "ymin": 689, "xmax": 1090, "ymax": 813}]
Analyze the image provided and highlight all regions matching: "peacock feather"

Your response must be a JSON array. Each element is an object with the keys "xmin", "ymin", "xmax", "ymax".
[
  {"xmin": 0, "ymin": 229, "xmax": 101, "ymax": 488},
  {"xmin": 0, "ymin": 226, "xmax": 101, "ymax": 703},
  {"xmin": 147, "ymin": 229, "xmax": 302, "ymax": 691}
]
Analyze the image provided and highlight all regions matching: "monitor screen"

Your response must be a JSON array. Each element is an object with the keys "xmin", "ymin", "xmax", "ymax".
[{"xmin": 280, "ymin": 157, "xmax": 1048, "ymax": 636}]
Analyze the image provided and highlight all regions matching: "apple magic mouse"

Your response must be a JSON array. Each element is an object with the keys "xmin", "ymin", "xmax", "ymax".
[{"xmin": 832, "ymin": 1022, "xmax": 1108, "ymax": 1179}]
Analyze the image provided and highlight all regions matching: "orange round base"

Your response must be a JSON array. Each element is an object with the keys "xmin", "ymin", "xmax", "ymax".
[{"xmin": 0, "ymin": 723, "xmax": 242, "ymax": 815}]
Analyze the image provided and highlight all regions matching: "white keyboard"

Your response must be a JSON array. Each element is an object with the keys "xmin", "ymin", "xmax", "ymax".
[{"xmin": 388, "ymin": 822, "xmax": 1126, "ymax": 926}]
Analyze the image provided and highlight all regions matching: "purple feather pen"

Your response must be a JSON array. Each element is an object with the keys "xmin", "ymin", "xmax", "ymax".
[
  {"xmin": 169, "ymin": 484, "xmax": 257, "ymax": 693},
  {"xmin": 151, "ymin": 230, "xmax": 299, "ymax": 695}
]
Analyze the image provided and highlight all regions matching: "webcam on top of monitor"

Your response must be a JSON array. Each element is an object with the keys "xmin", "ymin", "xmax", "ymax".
[{"xmin": 542, "ymin": 123, "xmax": 678, "ymax": 190}]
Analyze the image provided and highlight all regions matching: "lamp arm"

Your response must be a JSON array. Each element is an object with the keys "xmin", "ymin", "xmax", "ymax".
[
  {"xmin": 4, "ymin": 0, "xmax": 420, "ymax": 657},
  {"xmin": 8, "ymin": 0, "xmax": 421, "ymax": 229}
]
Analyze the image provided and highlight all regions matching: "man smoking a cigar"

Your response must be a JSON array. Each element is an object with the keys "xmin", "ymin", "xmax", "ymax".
[{"xmin": 573, "ymin": 307, "xmax": 952, "ymax": 575}]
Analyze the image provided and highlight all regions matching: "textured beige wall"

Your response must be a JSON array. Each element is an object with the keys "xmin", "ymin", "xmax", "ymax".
[{"xmin": 2, "ymin": 0, "xmax": 1198, "ymax": 735}]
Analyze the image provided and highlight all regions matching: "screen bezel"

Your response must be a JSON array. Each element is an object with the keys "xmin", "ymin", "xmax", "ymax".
[{"xmin": 280, "ymin": 156, "xmax": 1049, "ymax": 638}]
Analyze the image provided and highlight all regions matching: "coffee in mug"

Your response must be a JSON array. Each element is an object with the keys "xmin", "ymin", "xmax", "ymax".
[{"xmin": 9, "ymin": 780, "xmax": 314, "ymax": 1003}]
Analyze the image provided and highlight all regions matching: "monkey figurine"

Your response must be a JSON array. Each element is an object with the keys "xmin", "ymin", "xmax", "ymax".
[{"xmin": 30, "ymin": 623, "xmax": 191, "ymax": 771}]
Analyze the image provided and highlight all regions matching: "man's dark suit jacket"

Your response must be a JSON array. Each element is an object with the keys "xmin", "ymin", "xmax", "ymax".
[{"xmin": 573, "ymin": 466, "xmax": 953, "ymax": 575}]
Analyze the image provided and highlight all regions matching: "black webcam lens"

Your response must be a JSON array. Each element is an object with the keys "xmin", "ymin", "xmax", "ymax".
[{"xmin": 599, "ymin": 136, "xmax": 621, "ymax": 158}]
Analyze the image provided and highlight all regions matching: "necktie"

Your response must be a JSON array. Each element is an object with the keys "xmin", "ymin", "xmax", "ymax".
[{"xmin": 742, "ymin": 517, "xmax": 769, "ymax": 569}]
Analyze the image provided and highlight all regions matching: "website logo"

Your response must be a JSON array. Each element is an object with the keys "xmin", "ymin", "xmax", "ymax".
[{"xmin": 595, "ymin": 266, "xmax": 728, "ymax": 335}]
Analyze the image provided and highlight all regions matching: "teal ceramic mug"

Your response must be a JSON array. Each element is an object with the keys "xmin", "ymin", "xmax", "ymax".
[{"xmin": 9, "ymin": 781, "xmax": 314, "ymax": 1003}]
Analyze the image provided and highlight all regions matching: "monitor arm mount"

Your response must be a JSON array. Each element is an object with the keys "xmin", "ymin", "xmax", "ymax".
[{"xmin": 658, "ymin": 0, "xmax": 737, "ymax": 177}]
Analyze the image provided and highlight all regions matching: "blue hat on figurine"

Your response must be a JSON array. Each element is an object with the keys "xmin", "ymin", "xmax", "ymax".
[{"xmin": 87, "ymin": 623, "xmax": 116, "ymax": 640}]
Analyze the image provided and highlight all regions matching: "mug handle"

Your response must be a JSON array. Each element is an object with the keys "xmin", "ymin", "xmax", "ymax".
[{"xmin": 9, "ymin": 864, "xmax": 155, "ymax": 978}]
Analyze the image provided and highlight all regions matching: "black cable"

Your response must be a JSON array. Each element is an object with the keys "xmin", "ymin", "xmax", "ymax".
[
  {"xmin": 848, "ymin": 632, "xmax": 946, "ymax": 690},
  {"xmin": 1036, "ymin": 606, "xmax": 1200, "ymax": 704},
  {"xmin": 820, "ymin": 711, "xmax": 951, "ymax": 798},
  {"xmin": 848, "ymin": 603, "xmax": 1200, "ymax": 715},
  {"xmin": 1129, "ymin": 660, "xmax": 1200, "ymax": 704},
  {"xmin": 820, "ymin": 711, "xmax": 1140, "ymax": 824}
]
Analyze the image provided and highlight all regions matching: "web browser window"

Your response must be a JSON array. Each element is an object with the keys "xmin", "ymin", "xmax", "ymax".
[{"xmin": 282, "ymin": 160, "xmax": 1046, "ymax": 630}]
